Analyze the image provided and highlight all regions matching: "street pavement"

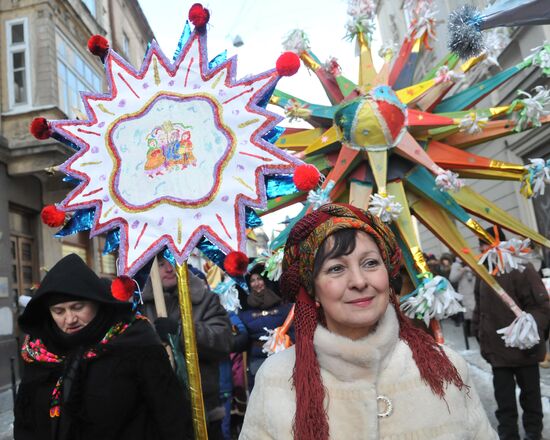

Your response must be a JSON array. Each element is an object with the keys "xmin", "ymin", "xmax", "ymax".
[{"xmin": 0, "ymin": 320, "xmax": 548, "ymax": 439}]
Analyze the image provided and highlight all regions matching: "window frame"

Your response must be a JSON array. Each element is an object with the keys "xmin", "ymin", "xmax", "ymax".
[
  {"xmin": 5, "ymin": 17, "xmax": 32, "ymax": 110},
  {"xmin": 56, "ymin": 30, "xmax": 102, "ymax": 118},
  {"xmin": 82, "ymin": 0, "xmax": 97, "ymax": 17}
]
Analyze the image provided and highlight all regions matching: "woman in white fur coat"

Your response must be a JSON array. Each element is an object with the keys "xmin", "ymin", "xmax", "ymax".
[{"xmin": 240, "ymin": 203, "xmax": 496, "ymax": 440}]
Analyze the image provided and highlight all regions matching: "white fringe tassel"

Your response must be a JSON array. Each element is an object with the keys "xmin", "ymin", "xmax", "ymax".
[
  {"xmin": 367, "ymin": 193, "xmax": 403, "ymax": 223},
  {"xmin": 400, "ymin": 275, "xmax": 465, "ymax": 326},
  {"xmin": 496, "ymin": 312, "xmax": 540, "ymax": 350},
  {"xmin": 259, "ymin": 327, "xmax": 291, "ymax": 356},
  {"xmin": 435, "ymin": 169, "xmax": 464, "ymax": 192}
]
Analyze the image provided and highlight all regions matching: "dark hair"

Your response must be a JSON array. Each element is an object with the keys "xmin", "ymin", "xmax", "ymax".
[
  {"xmin": 479, "ymin": 225, "xmax": 506, "ymax": 245},
  {"xmin": 313, "ymin": 229, "xmax": 358, "ymax": 280}
]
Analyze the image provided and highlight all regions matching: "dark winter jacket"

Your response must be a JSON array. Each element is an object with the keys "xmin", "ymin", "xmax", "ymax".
[
  {"xmin": 239, "ymin": 302, "xmax": 294, "ymax": 364},
  {"xmin": 14, "ymin": 253, "xmax": 192, "ymax": 440},
  {"xmin": 142, "ymin": 270, "xmax": 232, "ymax": 421},
  {"xmin": 473, "ymin": 263, "xmax": 550, "ymax": 367},
  {"xmin": 15, "ymin": 319, "xmax": 192, "ymax": 440}
]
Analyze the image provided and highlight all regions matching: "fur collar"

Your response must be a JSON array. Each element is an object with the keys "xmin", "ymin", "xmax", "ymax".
[{"xmin": 313, "ymin": 305, "xmax": 399, "ymax": 383}]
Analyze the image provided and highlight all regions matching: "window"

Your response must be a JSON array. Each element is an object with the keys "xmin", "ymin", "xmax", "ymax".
[
  {"xmin": 6, "ymin": 18, "xmax": 31, "ymax": 109},
  {"xmin": 61, "ymin": 232, "xmax": 90, "ymax": 266},
  {"xmin": 98, "ymin": 235, "xmax": 118, "ymax": 277},
  {"xmin": 10, "ymin": 207, "xmax": 38, "ymax": 297},
  {"xmin": 123, "ymin": 32, "xmax": 130, "ymax": 57},
  {"xmin": 57, "ymin": 32, "xmax": 102, "ymax": 118},
  {"xmin": 83, "ymin": 0, "xmax": 96, "ymax": 17}
]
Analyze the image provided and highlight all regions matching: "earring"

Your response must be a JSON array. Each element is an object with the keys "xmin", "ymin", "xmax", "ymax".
[{"xmin": 315, "ymin": 299, "xmax": 321, "ymax": 308}]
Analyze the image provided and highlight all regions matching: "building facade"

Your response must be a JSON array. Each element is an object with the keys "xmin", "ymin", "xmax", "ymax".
[
  {"xmin": 0, "ymin": 0, "xmax": 154, "ymax": 389},
  {"xmin": 377, "ymin": 0, "xmax": 550, "ymax": 264}
]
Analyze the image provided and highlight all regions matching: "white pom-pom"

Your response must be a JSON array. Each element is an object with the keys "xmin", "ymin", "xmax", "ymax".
[
  {"xmin": 259, "ymin": 327, "xmax": 291, "ymax": 356},
  {"xmin": 531, "ymin": 43, "xmax": 550, "ymax": 76},
  {"xmin": 284, "ymin": 99, "xmax": 312, "ymax": 122},
  {"xmin": 282, "ymin": 29, "xmax": 310, "ymax": 54},
  {"xmin": 262, "ymin": 247, "xmax": 285, "ymax": 282},
  {"xmin": 481, "ymin": 28, "xmax": 510, "ymax": 68},
  {"xmin": 435, "ymin": 169, "xmax": 464, "ymax": 192},
  {"xmin": 367, "ymin": 193, "xmax": 403, "ymax": 223},
  {"xmin": 524, "ymin": 158, "xmax": 550, "ymax": 197},
  {"xmin": 434, "ymin": 65, "xmax": 465, "ymax": 84},
  {"xmin": 407, "ymin": 0, "xmax": 439, "ymax": 42},
  {"xmin": 458, "ymin": 112, "xmax": 488, "ymax": 134},
  {"xmin": 307, "ymin": 180, "xmax": 334, "ymax": 210},
  {"xmin": 400, "ymin": 275, "xmax": 465, "ymax": 326},
  {"xmin": 513, "ymin": 86, "xmax": 550, "ymax": 132},
  {"xmin": 345, "ymin": 0, "xmax": 377, "ymax": 41},
  {"xmin": 496, "ymin": 311, "xmax": 540, "ymax": 349},
  {"xmin": 478, "ymin": 238, "xmax": 531, "ymax": 275},
  {"xmin": 212, "ymin": 279, "xmax": 241, "ymax": 312}
]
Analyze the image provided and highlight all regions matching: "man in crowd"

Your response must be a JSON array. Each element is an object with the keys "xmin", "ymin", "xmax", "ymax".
[
  {"xmin": 142, "ymin": 255, "xmax": 232, "ymax": 440},
  {"xmin": 473, "ymin": 227, "xmax": 550, "ymax": 440}
]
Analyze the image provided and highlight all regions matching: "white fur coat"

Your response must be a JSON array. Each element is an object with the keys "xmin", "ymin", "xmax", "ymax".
[{"xmin": 239, "ymin": 306, "xmax": 497, "ymax": 440}]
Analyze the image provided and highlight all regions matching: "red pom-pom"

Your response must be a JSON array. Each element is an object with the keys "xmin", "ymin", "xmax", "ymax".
[
  {"xmin": 293, "ymin": 164, "xmax": 320, "ymax": 192},
  {"xmin": 29, "ymin": 117, "xmax": 51, "ymax": 140},
  {"xmin": 87, "ymin": 35, "xmax": 109, "ymax": 57},
  {"xmin": 276, "ymin": 52, "xmax": 301, "ymax": 77},
  {"xmin": 188, "ymin": 3, "xmax": 210, "ymax": 28},
  {"xmin": 224, "ymin": 251, "xmax": 249, "ymax": 277},
  {"xmin": 111, "ymin": 276, "xmax": 135, "ymax": 301},
  {"xmin": 40, "ymin": 205, "xmax": 66, "ymax": 227}
]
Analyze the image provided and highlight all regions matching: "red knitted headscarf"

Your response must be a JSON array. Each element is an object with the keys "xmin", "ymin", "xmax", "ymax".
[{"xmin": 280, "ymin": 203, "xmax": 465, "ymax": 440}]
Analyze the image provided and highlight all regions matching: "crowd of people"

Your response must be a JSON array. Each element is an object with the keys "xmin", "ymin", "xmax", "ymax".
[{"xmin": 13, "ymin": 203, "xmax": 550, "ymax": 440}]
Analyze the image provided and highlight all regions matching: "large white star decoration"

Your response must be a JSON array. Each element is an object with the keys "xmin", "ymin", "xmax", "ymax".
[{"xmin": 37, "ymin": 21, "xmax": 301, "ymax": 276}]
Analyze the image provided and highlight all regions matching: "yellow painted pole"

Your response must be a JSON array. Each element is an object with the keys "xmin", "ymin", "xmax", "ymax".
[{"xmin": 176, "ymin": 262, "xmax": 208, "ymax": 439}]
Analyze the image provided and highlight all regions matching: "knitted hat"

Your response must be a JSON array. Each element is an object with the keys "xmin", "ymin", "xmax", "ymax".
[{"xmin": 281, "ymin": 203, "xmax": 465, "ymax": 440}]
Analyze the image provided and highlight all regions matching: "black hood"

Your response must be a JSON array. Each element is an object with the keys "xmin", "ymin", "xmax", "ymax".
[{"xmin": 19, "ymin": 253, "xmax": 132, "ymax": 335}]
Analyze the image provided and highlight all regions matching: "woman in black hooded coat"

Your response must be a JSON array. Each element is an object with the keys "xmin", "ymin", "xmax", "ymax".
[{"xmin": 14, "ymin": 253, "xmax": 193, "ymax": 440}]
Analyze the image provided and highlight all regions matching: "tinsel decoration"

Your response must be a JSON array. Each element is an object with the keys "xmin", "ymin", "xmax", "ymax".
[
  {"xmin": 510, "ymin": 86, "xmax": 550, "ymax": 132},
  {"xmin": 449, "ymin": 0, "xmax": 550, "ymax": 59},
  {"xmin": 254, "ymin": 247, "xmax": 285, "ymax": 281},
  {"xmin": 522, "ymin": 158, "xmax": 550, "ymax": 197},
  {"xmin": 212, "ymin": 278, "xmax": 241, "ymax": 312},
  {"xmin": 322, "ymin": 57, "xmax": 342, "ymax": 76},
  {"xmin": 307, "ymin": 180, "xmax": 335, "ymax": 210},
  {"xmin": 344, "ymin": 0, "xmax": 377, "ymax": 42},
  {"xmin": 282, "ymin": 29, "xmax": 310, "ymax": 54},
  {"xmin": 434, "ymin": 65, "xmax": 464, "ymax": 84},
  {"xmin": 367, "ymin": 193, "xmax": 403, "ymax": 223},
  {"xmin": 458, "ymin": 112, "xmax": 488, "ymax": 134},
  {"xmin": 285, "ymin": 100, "xmax": 312, "ymax": 122},
  {"xmin": 400, "ymin": 275, "xmax": 465, "ymax": 326},
  {"xmin": 531, "ymin": 43, "xmax": 550, "ymax": 76},
  {"xmin": 481, "ymin": 28, "xmax": 511, "ymax": 68},
  {"xmin": 448, "ymin": 5, "xmax": 487, "ymax": 59},
  {"xmin": 435, "ymin": 169, "xmax": 464, "ymax": 192},
  {"xmin": 407, "ymin": 0, "xmax": 439, "ymax": 45},
  {"xmin": 496, "ymin": 311, "xmax": 540, "ymax": 349},
  {"xmin": 259, "ymin": 305, "xmax": 294, "ymax": 356},
  {"xmin": 478, "ymin": 237, "xmax": 532, "ymax": 275}
]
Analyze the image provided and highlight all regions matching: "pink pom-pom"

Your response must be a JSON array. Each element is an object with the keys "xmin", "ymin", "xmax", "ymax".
[
  {"xmin": 188, "ymin": 3, "xmax": 210, "ymax": 28},
  {"xmin": 111, "ymin": 276, "xmax": 135, "ymax": 301},
  {"xmin": 293, "ymin": 164, "xmax": 320, "ymax": 192},
  {"xmin": 40, "ymin": 205, "xmax": 66, "ymax": 227},
  {"xmin": 29, "ymin": 117, "xmax": 51, "ymax": 140},
  {"xmin": 276, "ymin": 52, "xmax": 301, "ymax": 77},
  {"xmin": 224, "ymin": 251, "xmax": 249, "ymax": 277},
  {"xmin": 87, "ymin": 35, "xmax": 109, "ymax": 57}
]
